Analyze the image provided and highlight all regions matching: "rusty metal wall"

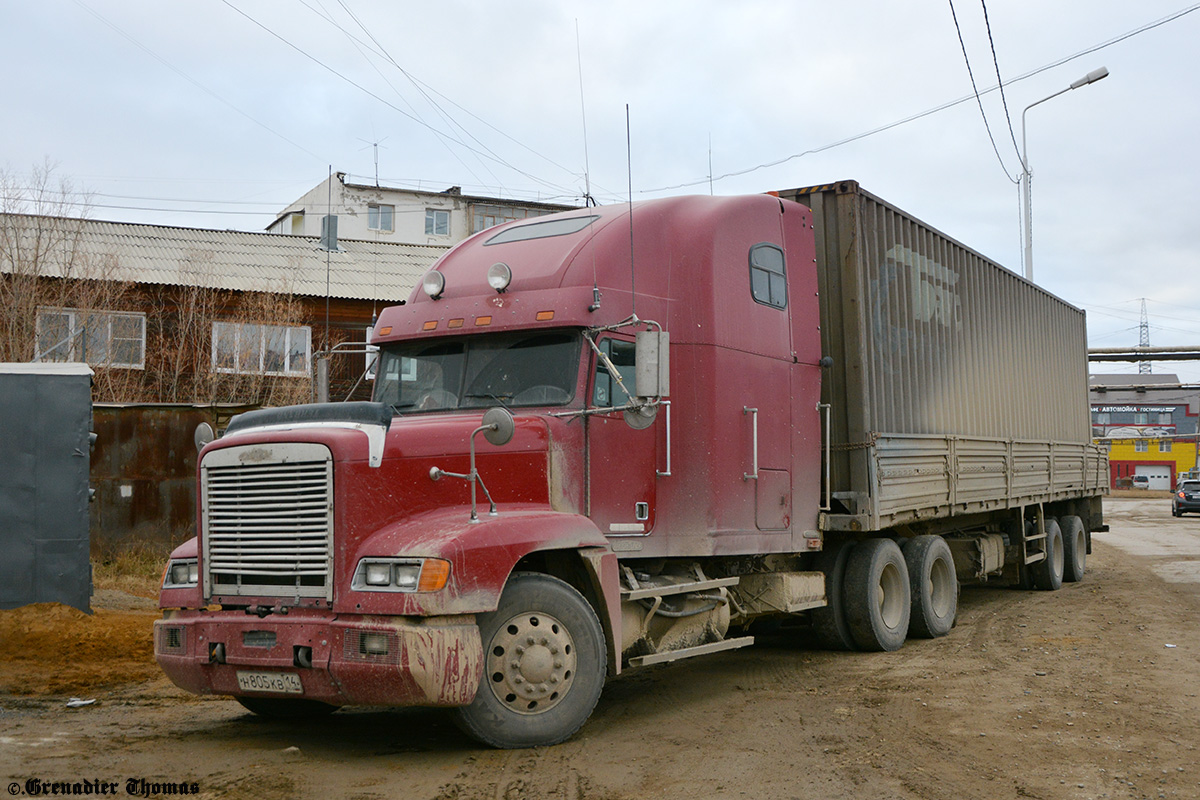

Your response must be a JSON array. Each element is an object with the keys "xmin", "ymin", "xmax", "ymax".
[
  {"xmin": 779, "ymin": 181, "xmax": 1093, "ymax": 498},
  {"xmin": 90, "ymin": 404, "xmax": 254, "ymax": 555}
]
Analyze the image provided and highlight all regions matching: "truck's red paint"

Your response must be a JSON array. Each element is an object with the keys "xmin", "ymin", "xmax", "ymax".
[{"xmin": 154, "ymin": 193, "xmax": 876, "ymax": 732}]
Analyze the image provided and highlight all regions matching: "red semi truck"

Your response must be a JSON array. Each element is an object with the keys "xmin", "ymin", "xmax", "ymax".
[{"xmin": 155, "ymin": 181, "xmax": 1107, "ymax": 748}]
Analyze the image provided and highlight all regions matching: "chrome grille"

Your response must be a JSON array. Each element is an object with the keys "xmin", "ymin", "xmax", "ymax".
[{"xmin": 201, "ymin": 443, "xmax": 333, "ymax": 600}]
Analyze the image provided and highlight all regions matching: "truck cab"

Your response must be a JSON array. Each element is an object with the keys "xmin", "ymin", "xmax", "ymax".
[{"xmin": 156, "ymin": 194, "xmax": 826, "ymax": 748}]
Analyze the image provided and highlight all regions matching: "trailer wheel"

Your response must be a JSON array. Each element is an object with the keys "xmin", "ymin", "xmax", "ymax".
[
  {"xmin": 235, "ymin": 697, "xmax": 339, "ymax": 719},
  {"xmin": 452, "ymin": 572, "xmax": 606, "ymax": 749},
  {"xmin": 1060, "ymin": 515, "xmax": 1087, "ymax": 583},
  {"xmin": 844, "ymin": 538, "xmax": 911, "ymax": 652},
  {"xmin": 1032, "ymin": 518, "xmax": 1064, "ymax": 591},
  {"xmin": 811, "ymin": 540, "xmax": 858, "ymax": 651},
  {"xmin": 901, "ymin": 535, "xmax": 958, "ymax": 638}
]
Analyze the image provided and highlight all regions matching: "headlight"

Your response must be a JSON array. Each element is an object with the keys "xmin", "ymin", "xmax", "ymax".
[
  {"xmin": 421, "ymin": 270, "xmax": 445, "ymax": 300},
  {"xmin": 487, "ymin": 262, "xmax": 512, "ymax": 292},
  {"xmin": 352, "ymin": 558, "xmax": 450, "ymax": 593},
  {"xmin": 163, "ymin": 559, "xmax": 199, "ymax": 589}
]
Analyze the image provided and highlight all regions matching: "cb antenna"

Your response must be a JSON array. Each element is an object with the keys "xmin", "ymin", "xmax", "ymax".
[
  {"xmin": 575, "ymin": 20, "xmax": 593, "ymax": 206},
  {"xmin": 626, "ymin": 103, "xmax": 636, "ymax": 321},
  {"xmin": 578, "ymin": 19, "xmax": 601, "ymax": 314}
]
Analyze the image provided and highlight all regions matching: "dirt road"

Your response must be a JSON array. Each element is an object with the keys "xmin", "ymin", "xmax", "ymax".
[{"xmin": 3, "ymin": 496, "xmax": 1199, "ymax": 800}]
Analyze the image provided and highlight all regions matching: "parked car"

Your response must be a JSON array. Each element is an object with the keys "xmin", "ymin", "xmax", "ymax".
[
  {"xmin": 1173, "ymin": 480, "xmax": 1200, "ymax": 516},
  {"xmin": 1132, "ymin": 475, "xmax": 1150, "ymax": 490}
]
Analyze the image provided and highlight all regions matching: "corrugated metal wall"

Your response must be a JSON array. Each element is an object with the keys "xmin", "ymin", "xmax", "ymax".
[
  {"xmin": 90, "ymin": 404, "xmax": 256, "ymax": 556},
  {"xmin": 784, "ymin": 181, "xmax": 1090, "ymax": 443},
  {"xmin": 781, "ymin": 182, "xmax": 1093, "ymax": 503}
]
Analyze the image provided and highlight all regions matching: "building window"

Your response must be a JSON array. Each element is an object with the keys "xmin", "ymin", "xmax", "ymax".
[
  {"xmin": 470, "ymin": 204, "xmax": 554, "ymax": 234},
  {"xmin": 35, "ymin": 308, "xmax": 146, "ymax": 369},
  {"xmin": 425, "ymin": 208, "xmax": 450, "ymax": 236},
  {"xmin": 749, "ymin": 243, "xmax": 787, "ymax": 309},
  {"xmin": 1135, "ymin": 439, "xmax": 1148, "ymax": 452},
  {"xmin": 1159, "ymin": 412, "xmax": 1173, "ymax": 424},
  {"xmin": 1160, "ymin": 440, "xmax": 1173, "ymax": 452},
  {"xmin": 212, "ymin": 322, "xmax": 310, "ymax": 376},
  {"xmin": 1094, "ymin": 411, "xmax": 1110, "ymax": 424},
  {"xmin": 1134, "ymin": 412, "xmax": 1149, "ymax": 425},
  {"xmin": 368, "ymin": 204, "xmax": 394, "ymax": 232}
]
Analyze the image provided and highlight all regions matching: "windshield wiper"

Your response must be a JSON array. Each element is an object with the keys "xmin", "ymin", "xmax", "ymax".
[{"xmin": 462, "ymin": 392, "xmax": 511, "ymax": 408}]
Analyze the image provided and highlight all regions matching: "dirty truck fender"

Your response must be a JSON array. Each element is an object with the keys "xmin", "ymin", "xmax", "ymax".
[{"xmin": 341, "ymin": 506, "xmax": 618, "ymax": 619}]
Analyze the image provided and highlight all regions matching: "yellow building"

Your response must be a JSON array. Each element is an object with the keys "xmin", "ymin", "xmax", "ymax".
[{"xmin": 1104, "ymin": 436, "xmax": 1199, "ymax": 489}]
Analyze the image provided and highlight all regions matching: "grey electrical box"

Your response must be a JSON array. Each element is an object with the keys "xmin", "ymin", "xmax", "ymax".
[
  {"xmin": 0, "ymin": 363, "xmax": 94, "ymax": 613},
  {"xmin": 319, "ymin": 214, "xmax": 339, "ymax": 251}
]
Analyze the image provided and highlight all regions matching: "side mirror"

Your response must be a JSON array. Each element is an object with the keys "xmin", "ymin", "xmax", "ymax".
[
  {"xmin": 635, "ymin": 330, "xmax": 670, "ymax": 399},
  {"xmin": 194, "ymin": 422, "xmax": 215, "ymax": 452},
  {"xmin": 481, "ymin": 407, "xmax": 515, "ymax": 446}
]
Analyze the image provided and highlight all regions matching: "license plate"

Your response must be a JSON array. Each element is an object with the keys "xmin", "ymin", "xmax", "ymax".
[{"xmin": 236, "ymin": 671, "xmax": 303, "ymax": 694}]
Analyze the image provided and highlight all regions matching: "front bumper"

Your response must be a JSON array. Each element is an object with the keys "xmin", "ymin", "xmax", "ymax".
[{"xmin": 154, "ymin": 610, "xmax": 482, "ymax": 707}]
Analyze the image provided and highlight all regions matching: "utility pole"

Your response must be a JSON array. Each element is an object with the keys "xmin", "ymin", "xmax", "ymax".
[{"xmin": 1139, "ymin": 298, "xmax": 1152, "ymax": 374}]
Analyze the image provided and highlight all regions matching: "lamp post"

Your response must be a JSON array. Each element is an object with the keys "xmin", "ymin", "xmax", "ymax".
[{"xmin": 1020, "ymin": 66, "xmax": 1109, "ymax": 281}]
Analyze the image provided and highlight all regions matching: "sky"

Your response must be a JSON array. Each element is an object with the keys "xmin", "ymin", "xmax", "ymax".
[{"xmin": 3, "ymin": 1, "xmax": 1199, "ymax": 380}]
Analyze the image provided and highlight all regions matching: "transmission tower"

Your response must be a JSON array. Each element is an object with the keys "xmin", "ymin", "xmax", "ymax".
[{"xmin": 1139, "ymin": 298, "xmax": 1152, "ymax": 374}]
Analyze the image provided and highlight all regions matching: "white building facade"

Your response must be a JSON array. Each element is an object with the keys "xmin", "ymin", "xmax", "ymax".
[{"xmin": 267, "ymin": 173, "xmax": 576, "ymax": 246}]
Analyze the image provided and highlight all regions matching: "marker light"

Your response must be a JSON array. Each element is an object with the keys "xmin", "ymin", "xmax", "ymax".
[
  {"xmin": 487, "ymin": 262, "xmax": 513, "ymax": 292},
  {"xmin": 422, "ymin": 271, "xmax": 446, "ymax": 300}
]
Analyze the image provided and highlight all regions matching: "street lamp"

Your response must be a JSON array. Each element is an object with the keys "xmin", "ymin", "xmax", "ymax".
[{"xmin": 1020, "ymin": 66, "xmax": 1109, "ymax": 281}]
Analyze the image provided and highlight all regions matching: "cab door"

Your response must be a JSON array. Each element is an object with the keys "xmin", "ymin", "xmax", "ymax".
[{"xmin": 586, "ymin": 336, "xmax": 659, "ymax": 538}]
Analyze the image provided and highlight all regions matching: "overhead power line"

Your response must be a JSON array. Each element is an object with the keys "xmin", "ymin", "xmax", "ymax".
[
  {"xmin": 947, "ymin": 0, "xmax": 1019, "ymax": 182},
  {"xmin": 221, "ymin": 0, "xmax": 579, "ymax": 198},
  {"xmin": 72, "ymin": 0, "xmax": 325, "ymax": 163},
  {"xmin": 643, "ymin": 2, "xmax": 1200, "ymax": 193}
]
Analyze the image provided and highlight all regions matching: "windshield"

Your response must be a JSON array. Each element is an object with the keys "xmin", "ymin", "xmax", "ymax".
[
  {"xmin": 1183, "ymin": 481, "xmax": 1200, "ymax": 492},
  {"xmin": 373, "ymin": 330, "xmax": 581, "ymax": 412}
]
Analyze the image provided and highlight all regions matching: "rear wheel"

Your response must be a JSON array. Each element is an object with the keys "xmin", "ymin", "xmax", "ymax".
[
  {"xmin": 810, "ymin": 540, "xmax": 858, "ymax": 651},
  {"xmin": 844, "ymin": 538, "xmax": 910, "ymax": 652},
  {"xmin": 1060, "ymin": 515, "xmax": 1087, "ymax": 583},
  {"xmin": 902, "ymin": 535, "xmax": 957, "ymax": 638},
  {"xmin": 1032, "ymin": 518, "xmax": 1064, "ymax": 591},
  {"xmin": 452, "ymin": 572, "xmax": 606, "ymax": 749},
  {"xmin": 235, "ymin": 696, "xmax": 339, "ymax": 719}
]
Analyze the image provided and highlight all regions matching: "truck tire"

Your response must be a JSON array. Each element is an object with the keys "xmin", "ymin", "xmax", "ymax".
[
  {"xmin": 810, "ymin": 540, "xmax": 858, "ymax": 651},
  {"xmin": 235, "ymin": 697, "xmax": 339, "ymax": 718},
  {"xmin": 901, "ymin": 535, "xmax": 958, "ymax": 638},
  {"xmin": 1032, "ymin": 518, "xmax": 1064, "ymax": 591},
  {"xmin": 452, "ymin": 572, "xmax": 606, "ymax": 749},
  {"xmin": 1060, "ymin": 515, "xmax": 1087, "ymax": 583},
  {"xmin": 844, "ymin": 538, "xmax": 911, "ymax": 652}
]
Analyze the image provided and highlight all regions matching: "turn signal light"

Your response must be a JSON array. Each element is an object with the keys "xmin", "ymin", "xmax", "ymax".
[{"xmin": 419, "ymin": 559, "xmax": 451, "ymax": 592}]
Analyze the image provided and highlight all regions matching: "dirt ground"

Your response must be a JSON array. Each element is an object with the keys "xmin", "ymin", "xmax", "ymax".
[{"xmin": 3, "ymin": 495, "xmax": 1199, "ymax": 800}]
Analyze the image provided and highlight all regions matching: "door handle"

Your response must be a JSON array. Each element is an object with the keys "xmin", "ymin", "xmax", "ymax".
[
  {"xmin": 656, "ymin": 400, "xmax": 672, "ymax": 477},
  {"xmin": 743, "ymin": 406, "xmax": 758, "ymax": 481}
]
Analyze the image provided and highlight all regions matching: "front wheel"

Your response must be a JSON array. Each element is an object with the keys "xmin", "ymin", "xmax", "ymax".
[{"xmin": 452, "ymin": 572, "xmax": 606, "ymax": 749}]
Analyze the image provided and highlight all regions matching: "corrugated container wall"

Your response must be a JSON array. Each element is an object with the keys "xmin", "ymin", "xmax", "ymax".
[{"xmin": 779, "ymin": 181, "xmax": 1092, "ymax": 478}]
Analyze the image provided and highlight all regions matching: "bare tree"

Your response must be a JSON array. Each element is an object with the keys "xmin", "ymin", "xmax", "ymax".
[{"xmin": 3, "ymin": 163, "xmax": 313, "ymax": 407}]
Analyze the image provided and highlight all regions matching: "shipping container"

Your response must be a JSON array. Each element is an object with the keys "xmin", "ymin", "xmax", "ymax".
[{"xmin": 779, "ymin": 182, "xmax": 1107, "ymax": 532}]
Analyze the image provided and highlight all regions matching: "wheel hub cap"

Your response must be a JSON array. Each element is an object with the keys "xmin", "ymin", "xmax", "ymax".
[{"xmin": 485, "ymin": 611, "xmax": 576, "ymax": 714}]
